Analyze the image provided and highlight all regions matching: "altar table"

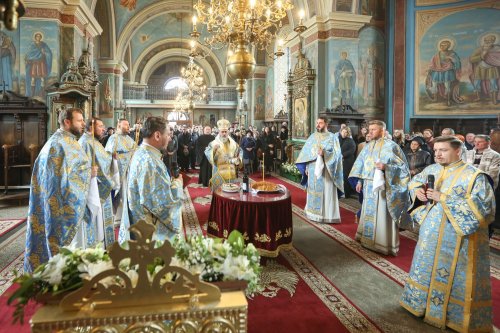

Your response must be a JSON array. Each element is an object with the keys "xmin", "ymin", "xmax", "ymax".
[{"xmin": 207, "ymin": 187, "xmax": 293, "ymax": 257}]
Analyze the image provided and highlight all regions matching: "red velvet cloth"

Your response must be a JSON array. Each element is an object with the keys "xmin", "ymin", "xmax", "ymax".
[{"xmin": 207, "ymin": 187, "xmax": 292, "ymax": 257}]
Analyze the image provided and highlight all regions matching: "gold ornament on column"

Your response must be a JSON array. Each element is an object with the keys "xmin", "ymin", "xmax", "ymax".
[{"xmin": 0, "ymin": 0, "xmax": 25, "ymax": 31}]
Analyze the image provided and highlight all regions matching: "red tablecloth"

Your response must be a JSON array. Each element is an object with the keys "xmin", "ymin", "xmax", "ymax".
[{"xmin": 207, "ymin": 187, "xmax": 293, "ymax": 257}]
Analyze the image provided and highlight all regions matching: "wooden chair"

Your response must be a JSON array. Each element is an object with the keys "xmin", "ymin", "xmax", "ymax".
[{"xmin": 2, "ymin": 143, "xmax": 38, "ymax": 194}]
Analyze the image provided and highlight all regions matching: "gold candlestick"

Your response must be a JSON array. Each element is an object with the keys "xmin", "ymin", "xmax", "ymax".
[
  {"xmin": 91, "ymin": 119, "xmax": 96, "ymax": 167},
  {"xmin": 262, "ymin": 152, "xmax": 265, "ymax": 181}
]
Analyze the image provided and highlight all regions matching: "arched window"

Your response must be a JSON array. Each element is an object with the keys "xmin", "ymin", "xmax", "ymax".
[{"xmin": 164, "ymin": 77, "xmax": 188, "ymax": 91}]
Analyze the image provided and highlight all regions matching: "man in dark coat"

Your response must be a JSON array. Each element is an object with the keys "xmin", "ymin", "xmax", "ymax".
[{"xmin": 196, "ymin": 126, "xmax": 215, "ymax": 187}]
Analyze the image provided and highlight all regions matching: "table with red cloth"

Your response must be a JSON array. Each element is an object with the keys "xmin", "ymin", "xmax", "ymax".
[{"xmin": 207, "ymin": 187, "xmax": 293, "ymax": 257}]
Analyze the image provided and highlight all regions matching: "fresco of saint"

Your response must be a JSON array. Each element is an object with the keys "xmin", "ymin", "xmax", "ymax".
[{"xmin": 25, "ymin": 32, "xmax": 52, "ymax": 98}]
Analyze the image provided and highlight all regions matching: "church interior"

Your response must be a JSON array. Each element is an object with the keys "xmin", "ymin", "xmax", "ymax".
[{"xmin": 0, "ymin": 0, "xmax": 499, "ymax": 332}]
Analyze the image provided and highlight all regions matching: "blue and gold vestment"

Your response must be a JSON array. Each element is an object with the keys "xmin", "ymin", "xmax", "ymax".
[
  {"xmin": 119, "ymin": 144, "xmax": 183, "ymax": 242},
  {"xmin": 79, "ymin": 132, "xmax": 115, "ymax": 247},
  {"xmin": 400, "ymin": 160, "xmax": 495, "ymax": 333},
  {"xmin": 24, "ymin": 129, "xmax": 91, "ymax": 272},
  {"xmin": 104, "ymin": 133, "xmax": 137, "ymax": 177},
  {"xmin": 348, "ymin": 138, "xmax": 410, "ymax": 255},
  {"xmin": 205, "ymin": 136, "xmax": 242, "ymax": 191},
  {"xmin": 295, "ymin": 131, "xmax": 344, "ymax": 223}
]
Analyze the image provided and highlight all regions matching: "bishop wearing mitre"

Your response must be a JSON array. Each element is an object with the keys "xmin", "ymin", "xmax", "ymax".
[{"xmin": 204, "ymin": 119, "xmax": 242, "ymax": 190}]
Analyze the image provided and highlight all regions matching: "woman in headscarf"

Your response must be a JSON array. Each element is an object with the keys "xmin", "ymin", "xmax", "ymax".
[{"xmin": 404, "ymin": 136, "xmax": 431, "ymax": 178}]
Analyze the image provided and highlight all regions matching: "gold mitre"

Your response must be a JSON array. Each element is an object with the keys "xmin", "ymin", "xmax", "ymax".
[{"xmin": 217, "ymin": 119, "xmax": 230, "ymax": 131}]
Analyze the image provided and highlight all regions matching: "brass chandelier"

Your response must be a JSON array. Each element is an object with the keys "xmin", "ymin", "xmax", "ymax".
[
  {"xmin": 173, "ymin": 57, "xmax": 207, "ymax": 113},
  {"xmin": 191, "ymin": 0, "xmax": 294, "ymax": 97}
]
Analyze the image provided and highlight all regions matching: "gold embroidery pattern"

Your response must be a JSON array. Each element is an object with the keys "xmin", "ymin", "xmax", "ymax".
[
  {"xmin": 284, "ymin": 228, "xmax": 292, "ymax": 238},
  {"xmin": 282, "ymin": 248, "xmax": 381, "ymax": 332},
  {"xmin": 254, "ymin": 233, "xmax": 271, "ymax": 243},
  {"xmin": 223, "ymin": 229, "xmax": 228, "ymax": 238},
  {"xmin": 182, "ymin": 188, "xmax": 204, "ymax": 236},
  {"xmin": 208, "ymin": 221, "xmax": 219, "ymax": 232},
  {"xmin": 242, "ymin": 232, "xmax": 249, "ymax": 241},
  {"xmin": 275, "ymin": 230, "xmax": 282, "ymax": 242},
  {"xmin": 193, "ymin": 195, "xmax": 212, "ymax": 206},
  {"xmin": 257, "ymin": 259, "xmax": 299, "ymax": 298}
]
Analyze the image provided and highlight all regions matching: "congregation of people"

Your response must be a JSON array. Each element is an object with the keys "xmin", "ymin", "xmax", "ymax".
[{"xmin": 22, "ymin": 108, "xmax": 499, "ymax": 332}]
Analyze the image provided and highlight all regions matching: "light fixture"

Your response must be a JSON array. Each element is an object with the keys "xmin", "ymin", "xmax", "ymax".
[
  {"xmin": 0, "ymin": 0, "xmax": 25, "ymax": 30},
  {"xmin": 173, "ymin": 57, "xmax": 207, "ymax": 114},
  {"xmin": 191, "ymin": 0, "xmax": 300, "ymax": 98}
]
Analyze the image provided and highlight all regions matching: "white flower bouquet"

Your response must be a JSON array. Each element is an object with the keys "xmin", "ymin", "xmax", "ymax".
[
  {"xmin": 281, "ymin": 162, "xmax": 301, "ymax": 176},
  {"xmin": 8, "ymin": 231, "xmax": 261, "ymax": 324}
]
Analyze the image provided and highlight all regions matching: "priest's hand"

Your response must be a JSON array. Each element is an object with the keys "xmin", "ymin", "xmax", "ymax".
[
  {"xmin": 213, "ymin": 143, "xmax": 220, "ymax": 151},
  {"xmin": 355, "ymin": 182, "xmax": 362, "ymax": 193},
  {"xmin": 426, "ymin": 188, "xmax": 442, "ymax": 202},
  {"xmin": 173, "ymin": 174, "xmax": 183, "ymax": 185},
  {"xmin": 375, "ymin": 162, "xmax": 385, "ymax": 170},
  {"xmin": 415, "ymin": 188, "xmax": 427, "ymax": 202},
  {"xmin": 91, "ymin": 166, "xmax": 99, "ymax": 178},
  {"xmin": 318, "ymin": 148, "xmax": 324, "ymax": 156}
]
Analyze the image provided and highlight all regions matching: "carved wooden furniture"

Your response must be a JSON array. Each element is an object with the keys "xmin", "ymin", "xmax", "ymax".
[
  {"xmin": 286, "ymin": 48, "xmax": 316, "ymax": 142},
  {"xmin": 410, "ymin": 117, "xmax": 499, "ymax": 136},
  {"xmin": 319, "ymin": 106, "xmax": 367, "ymax": 139},
  {"xmin": 30, "ymin": 221, "xmax": 248, "ymax": 333},
  {"xmin": 2, "ymin": 144, "xmax": 39, "ymax": 194},
  {"xmin": 0, "ymin": 90, "xmax": 47, "ymax": 193},
  {"xmin": 46, "ymin": 58, "xmax": 92, "ymax": 136}
]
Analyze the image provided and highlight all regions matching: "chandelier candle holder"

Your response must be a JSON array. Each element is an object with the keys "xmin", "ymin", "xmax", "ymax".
[
  {"xmin": 174, "ymin": 57, "xmax": 207, "ymax": 114},
  {"xmin": 192, "ymin": 0, "xmax": 294, "ymax": 97}
]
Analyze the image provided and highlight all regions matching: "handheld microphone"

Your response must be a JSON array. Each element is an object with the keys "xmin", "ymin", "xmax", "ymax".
[{"xmin": 427, "ymin": 174, "xmax": 435, "ymax": 204}]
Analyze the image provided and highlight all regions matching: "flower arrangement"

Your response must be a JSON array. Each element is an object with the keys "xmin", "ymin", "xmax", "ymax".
[
  {"xmin": 281, "ymin": 162, "xmax": 301, "ymax": 176},
  {"xmin": 8, "ymin": 231, "xmax": 261, "ymax": 324}
]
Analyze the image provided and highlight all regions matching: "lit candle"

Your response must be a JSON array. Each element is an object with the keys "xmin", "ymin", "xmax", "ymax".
[
  {"xmin": 299, "ymin": 9, "xmax": 305, "ymax": 25},
  {"xmin": 249, "ymin": 0, "xmax": 256, "ymax": 10},
  {"xmin": 262, "ymin": 152, "xmax": 265, "ymax": 181},
  {"xmin": 277, "ymin": 38, "xmax": 284, "ymax": 52}
]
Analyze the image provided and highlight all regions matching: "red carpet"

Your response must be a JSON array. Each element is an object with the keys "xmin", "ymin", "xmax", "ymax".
[
  {"xmin": 0, "ymin": 219, "xmax": 26, "ymax": 237},
  {"xmin": 264, "ymin": 174, "xmax": 500, "ymax": 328},
  {"xmin": 0, "ymin": 284, "xmax": 41, "ymax": 333},
  {"xmin": 249, "ymin": 256, "xmax": 354, "ymax": 333},
  {"xmin": 1, "ymin": 172, "xmax": 497, "ymax": 331},
  {"xmin": 187, "ymin": 172, "xmax": 380, "ymax": 332}
]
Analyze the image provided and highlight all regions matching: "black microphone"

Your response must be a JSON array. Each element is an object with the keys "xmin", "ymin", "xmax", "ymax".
[{"xmin": 427, "ymin": 174, "xmax": 435, "ymax": 204}]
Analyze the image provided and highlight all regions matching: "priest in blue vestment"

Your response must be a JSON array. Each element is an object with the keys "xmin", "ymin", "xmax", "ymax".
[
  {"xmin": 401, "ymin": 136, "xmax": 495, "ymax": 333},
  {"xmin": 78, "ymin": 117, "xmax": 115, "ymax": 247},
  {"xmin": 104, "ymin": 118, "xmax": 137, "ymax": 222},
  {"xmin": 295, "ymin": 116, "xmax": 344, "ymax": 223},
  {"xmin": 348, "ymin": 120, "xmax": 410, "ymax": 256},
  {"xmin": 119, "ymin": 116, "xmax": 183, "ymax": 243},
  {"xmin": 24, "ymin": 108, "xmax": 96, "ymax": 272}
]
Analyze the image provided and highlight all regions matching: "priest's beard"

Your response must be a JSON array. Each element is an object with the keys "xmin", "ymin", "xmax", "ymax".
[
  {"xmin": 220, "ymin": 136, "xmax": 229, "ymax": 144},
  {"xmin": 69, "ymin": 125, "xmax": 84, "ymax": 138},
  {"xmin": 316, "ymin": 127, "xmax": 326, "ymax": 133}
]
